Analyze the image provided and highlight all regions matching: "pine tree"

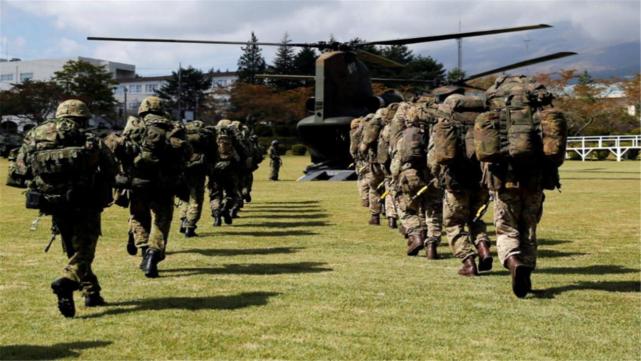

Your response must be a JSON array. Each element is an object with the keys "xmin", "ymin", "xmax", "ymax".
[
  {"xmin": 268, "ymin": 33, "xmax": 298, "ymax": 90},
  {"xmin": 293, "ymin": 47, "xmax": 317, "ymax": 75},
  {"xmin": 446, "ymin": 67, "xmax": 466, "ymax": 83},
  {"xmin": 381, "ymin": 45, "xmax": 414, "ymax": 64},
  {"xmin": 155, "ymin": 66, "xmax": 213, "ymax": 120},
  {"xmin": 237, "ymin": 32, "xmax": 267, "ymax": 84}
]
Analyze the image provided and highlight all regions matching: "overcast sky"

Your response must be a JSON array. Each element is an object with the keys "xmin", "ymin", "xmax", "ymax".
[{"xmin": 1, "ymin": 0, "xmax": 639, "ymax": 76}]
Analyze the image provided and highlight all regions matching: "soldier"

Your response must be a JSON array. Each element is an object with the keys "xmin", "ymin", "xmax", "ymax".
[
  {"xmin": 178, "ymin": 120, "xmax": 216, "ymax": 237},
  {"xmin": 391, "ymin": 102, "xmax": 442, "ymax": 258},
  {"xmin": 268, "ymin": 140, "xmax": 282, "ymax": 181},
  {"xmin": 109, "ymin": 96, "xmax": 190, "ymax": 278},
  {"xmin": 359, "ymin": 108, "xmax": 386, "ymax": 225},
  {"xmin": 431, "ymin": 92, "xmax": 493, "ymax": 276},
  {"xmin": 376, "ymin": 103, "xmax": 400, "ymax": 229},
  {"xmin": 208, "ymin": 120, "xmax": 240, "ymax": 226},
  {"xmin": 7, "ymin": 99, "xmax": 116, "ymax": 317},
  {"xmin": 350, "ymin": 115, "xmax": 371, "ymax": 208},
  {"xmin": 477, "ymin": 75, "xmax": 561, "ymax": 297}
]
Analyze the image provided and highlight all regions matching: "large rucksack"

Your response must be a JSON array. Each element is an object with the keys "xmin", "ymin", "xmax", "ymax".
[
  {"xmin": 396, "ymin": 126, "xmax": 427, "ymax": 165},
  {"xmin": 26, "ymin": 118, "xmax": 103, "ymax": 212},
  {"xmin": 216, "ymin": 127, "xmax": 236, "ymax": 162},
  {"xmin": 474, "ymin": 76, "xmax": 554, "ymax": 162},
  {"xmin": 184, "ymin": 120, "xmax": 215, "ymax": 171},
  {"xmin": 432, "ymin": 95, "xmax": 485, "ymax": 165}
]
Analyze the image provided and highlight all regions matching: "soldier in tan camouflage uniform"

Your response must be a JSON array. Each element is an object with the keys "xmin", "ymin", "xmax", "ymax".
[
  {"xmin": 350, "ymin": 116, "xmax": 371, "ymax": 208},
  {"xmin": 376, "ymin": 103, "xmax": 400, "ymax": 229},
  {"xmin": 359, "ymin": 109, "xmax": 388, "ymax": 225},
  {"xmin": 8, "ymin": 99, "xmax": 116, "ymax": 317}
]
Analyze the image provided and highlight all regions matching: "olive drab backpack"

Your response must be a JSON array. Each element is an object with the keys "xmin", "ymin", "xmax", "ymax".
[
  {"xmin": 539, "ymin": 108, "xmax": 568, "ymax": 166},
  {"xmin": 26, "ymin": 118, "xmax": 101, "ymax": 211},
  {"xmin": 184, "ymin": 120, "xmax": 215, "ymax": 170},
  {"xmin": 474, "ymin": 76, "xmax": 555, "ymax": 162},
  {"xmin": 396, "ymin": 125, "xmax": 427, "ymax": 165},
  {"xmin": 431, "ymin": 94, "xmax": 486, "ymax": 165},
  {"xmin": 216, "ymin": 127, "xmax": 235, "ymax": 161}
]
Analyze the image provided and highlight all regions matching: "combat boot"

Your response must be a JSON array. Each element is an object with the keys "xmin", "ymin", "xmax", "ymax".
[
  {"xmin": 179, "ymin": 218, "xmax": 187, "ymax": 234},
  {"xmin": 505, "ymin": 255, "xmax": 532, "ymax": 298},
  {"xmin": 51, "ymin": 277, "xmax": 79, "ymax": 318},
  {"xmin": 476, "ymin": 240, "xmax": 493, "ymax": 272},
  {"xmin": 425, "ymin": 238, "xmax": 440, "ymax": 260},
  {"xmin": 142, "ymin": 248, "xmax": 162, "ymax": 278},
  {"xmin": 223, "ymin": 211, "xmax": 233, "ymax": 225},
  {"xmin": 212, "ymin": 211, "xmax": 222, "ymax": 227},
  {"xmin": 84, "ymin": 292, "xmax": 106, "ymax": 307},
  {"xmin": 407, "ymin": 232, "xmax": 425, "ymax": 256},
  {"xmin": 139, "ymin": 246, "xmax": 148, "ymax": 270},
  {"xmin": 126, "ymin": 231, "xmax": 137, "ymax": 256},
  {"xmin": 244, "ymin": 193, "xmax": 252, "ymax": 203},
  {"xmin": 368, "ymin": 214, "xmax": 380, "ymax": 225},
  {"xmin": 388, "ymin": 217, "xmax": 397, "ymax": 229},
  {"xmin": 185, "ymin": 227, "xmax": 197, "ymax": 238},
  {"xmin": 231, "ymin": 206, "xmax": 240, "ymax": 219},
  {"xmin": 458, "ymin": 256, "xmax": 479, "ymax": 277}
]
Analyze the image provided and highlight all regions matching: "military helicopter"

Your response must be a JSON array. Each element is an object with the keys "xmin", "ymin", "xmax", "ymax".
[{"xmin": 88, "ymin": 24, "xmax": 575, "ymax": 176}]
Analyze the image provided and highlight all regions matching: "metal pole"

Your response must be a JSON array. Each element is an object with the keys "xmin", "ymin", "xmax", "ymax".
[
  {"xmin": 177, "ymin": 63, "xmax": 182, "ymax": 121},
  {"xmin": 123, "ymin": 86, "xmax": 128, "ymax": 122}
]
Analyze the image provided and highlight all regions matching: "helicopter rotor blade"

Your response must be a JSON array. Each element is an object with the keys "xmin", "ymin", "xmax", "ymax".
[
  {"xmin": 463, "ymin": 51, "xmax": 578, "ymax": 82},
  {"xmin": 355, "ymin": 50, "xmax": 405, "ymax": 68},
  {"xmin": 360, "ymin": 24, "xmax": 551, "ymax": 46},
  {"xmin": 87, "ymin": 36, "xmax": 314, "ymax": 47},
  {"xmin": 256, "ymin": 74, "xmax": 315, "ymax": 80}
]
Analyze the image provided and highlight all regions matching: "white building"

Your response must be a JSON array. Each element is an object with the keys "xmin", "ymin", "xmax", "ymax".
[
  {"xmin": 0, "ymin": 57, "xmax": 135, "ymax": 90},
  {"xmin": 114, "ymin": 71, "xmax": 237, "ymax": 118}
]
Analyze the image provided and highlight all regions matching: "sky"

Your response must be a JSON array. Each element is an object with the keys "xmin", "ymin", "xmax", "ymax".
[{"xmin": 1, "ymin": 0, "xmax": 639, "ymax": 77}]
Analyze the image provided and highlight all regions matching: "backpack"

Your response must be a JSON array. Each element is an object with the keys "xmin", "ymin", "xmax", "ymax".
[
  {"xmin": 475, "ymin": 76, "xmax": 552, "ymax": 162},
  {"xmin": 396, "ymin": 126, "xmax": 427, "ymax": 165},
  {"xmin": 432, "ymin": 95, "xmax": 485, "ymax": 165},
  {"xmin": 216, "ymin": 127, "xmax": 235, "ymax": 161},
  {"xmin": 539, "ymin": 108, "xmax": 568, "ymax": 166},
  {"xmin": 27, "ymin": 118, "xmax": 101, "ymax": 211},
  {"xmin": 184, "ymin": 121, "xmax": 215, "ymax": 171}
]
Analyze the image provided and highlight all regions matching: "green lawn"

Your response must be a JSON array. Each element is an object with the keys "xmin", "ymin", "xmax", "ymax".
[{"xmin": 0, "ymin": 156, "xmax": 639, "ymax": 360}]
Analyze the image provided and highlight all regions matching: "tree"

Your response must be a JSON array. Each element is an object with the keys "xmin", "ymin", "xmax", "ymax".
[
  {"xmin": 52, "ymin": 60, "xmax": 117, "ymax": 117},
  {"xmin": 293, "ymin": 47, "xmax": 318, "ymax": 86},
  {"xmin": 622, "ymin": 73, "xmax": 640, "ymax": 119},
  {"xmin": 268, "ymin": 33, "xmax": 298, "ymax": 90},
  {"xmin": 237, "ymin": 32, "xmax": 267, "ymax": 84},
  {"xmin": 400, "ymin": 55, "xmax": 446, "ymax": 85},
  {"xmin": 0, "ymin": 80, "xmax": 63, "ymax": 123},
  {"xmin": 446, "ymin": 67, "xmax": 466, "ymax": 83},
  {"xmin": 155, "ymin": 66, "xmax": 213, "ymax": 120},
  {"xmin": 381, "ymin": 45, "xmax": 414, "ymax": 65}
]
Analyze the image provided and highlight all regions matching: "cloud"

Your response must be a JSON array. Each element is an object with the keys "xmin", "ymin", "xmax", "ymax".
[{"xmin": 6, "ymin": 0, "xmax": 640, "ymax": 74}]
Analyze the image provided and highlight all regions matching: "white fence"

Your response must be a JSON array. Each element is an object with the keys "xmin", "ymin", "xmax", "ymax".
[{"xmin": 566, "ymin": 135, "xmax": 641, "ymax": 161}]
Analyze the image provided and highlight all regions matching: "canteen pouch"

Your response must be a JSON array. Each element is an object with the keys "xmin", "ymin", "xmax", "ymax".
[
  {"xmin": 506, "ymin": 106, "xmax": 539, "ymax": 159},
  {"xmin": 474, "ymin": 111, "xmax": 502, "ymax": 162},
  {"xmin": 26, "ymin": 189, "xmax": 42, "ymax": 209},
  {"xmin": 540, "ymin": 108, "xmax": 568, "ymax": 166}
]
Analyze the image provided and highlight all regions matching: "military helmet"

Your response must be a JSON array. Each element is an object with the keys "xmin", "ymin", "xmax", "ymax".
[
  {"xmin": 230, "ymin": 120, "xmax": 241, "ymax": 128},
  {"xmin": 350, "ymin": 118, "xmax": 361, "ymax": 130},
  {"xmin": 56, "ymin": 99, "xmax": 90, "ymax": 119},
  {"xmin": 218, "ymin": 119, "xmax": 232, "ymax": 128},
  {"xmin": 271, "ymin": 140, "xmax": 279, "ymax": 146},
  {"xmin": 138, "ymin": 96, "xmax": 164, "ymax": 116}
]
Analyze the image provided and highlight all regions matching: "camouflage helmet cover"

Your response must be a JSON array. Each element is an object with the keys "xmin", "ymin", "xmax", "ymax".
[
  {"xmin": 218, "ymin": 119, "xmax": 232, "ymax": 127},
  {"xmin": 350, "ymin": 117, "xmax": 362, "ymax": 130},
  {"xmin": 230, "ymin": 120, "xmax": 241, "ymax": 128},
  {"xmin": 138, "ymin": 96, "xmax": 164, "ymax": 116},
  {"xmin": 55, "ymin": 99, "xmax": 90, "ymax": 119}
]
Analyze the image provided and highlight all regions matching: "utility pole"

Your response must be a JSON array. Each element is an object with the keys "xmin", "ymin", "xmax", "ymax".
[
  {"xmin": 456, "ymin": 19, "xmax": 462, "ymax": 71},
  {"xmin": 177, "ymin": 62, "xmax": 182, "ymax": 122},
  {"xmin": 123, "ymin": 86, "xmax": 128, "ymax": 122}
]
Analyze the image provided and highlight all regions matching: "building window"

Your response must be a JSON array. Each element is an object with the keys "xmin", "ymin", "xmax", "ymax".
[
  {"xmin": 129, "ymin": 101, "xmax": 140, "ymax": 110},
  {"xmin": 129, "ymin": 84, "xmax": 142, "ymax": 93},
  {"xmin": 20, "ymin": 72, "xmax": 33, "ymax": 81},
  {"xmin": 145, "ymin": 83, "xmax": 158, "ymax": 93},
  {"xmin": 0, "ymin": 73, "xmax": 13, "ymax": 81}
]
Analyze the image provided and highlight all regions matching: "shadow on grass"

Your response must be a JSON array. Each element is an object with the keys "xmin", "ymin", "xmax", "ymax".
[
  {"xmin": 537, "ymin": 265, "xmax": 639, "ymax": 275},
  {"xmin": 169, "ymin": 246, "xmax": 303, "ymax": 257},
  {"xmin": 81, "ymin": 292, "xmax": 280, "ymax": 319},
  {"xmin": 203, "ymin": 230, "xmax": 318, "ymax": 237},
  {"xmin": 162, "ymin": 261, "xmax": 332, "ymax": 278},
  {"xmin": 249, "ymin": 205, "xmax": 323, "ymax": 209},
  {"xmin": 234, "ymin": 221, "xmax": 330, "ymax": 228},
  {"xmin": 532, "ymin": 281, "xmax": 640, "ymax": 299},
  {"xmin": 0, "ymin": 341, "xmax": 112, "ymax": 360},
  {"xmin": 538, "ymin": 249, "xmax": 586, "ymax": 258},
  {"xmin": 538, "ymin": 239, "xmax": 572, "ymax": 246},
  {"xmin": 259, "ymin": 200, "xmax": 320, "ymax": 205},
  {"xmin": 241, "ymin": 208, "xmax": 323, "ymax": 214},
  {"xmin": 561, "ymin": 177, "xmax": 640, "ymax": 181},
  {"xmin": 248, "ymin": 213, "xmax": 329, "ymax": 220}
]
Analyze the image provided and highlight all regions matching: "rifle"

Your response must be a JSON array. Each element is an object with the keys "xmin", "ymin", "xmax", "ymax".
[
  {"xmin": 472, "ymin": 193, "xmax": 494, "ymax": 223},
  {"xmin": 44, "ymin": 221, "xmax": 60, "ymax": 253}
]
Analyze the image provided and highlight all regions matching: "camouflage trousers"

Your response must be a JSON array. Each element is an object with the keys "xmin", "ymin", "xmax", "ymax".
[
  {"xmin": 384, "ymin": 178, "xmax": 397, "ymax": 219},
  {"xmin": 269, "ymin": 161, "xmax": 281, "ymax": 181},
  {"xmin": 356, "ymin": 163, "xmax": 371, "ymax": 207},
  {"xmin": 178, "ymin": 172, "xmax": 206, "ymax": 228},
  {"xmin": 493, "ymin": 187, "xmax": 544, "ymax": 268},
  {"xmin": 129, "ymin": 191, "xmax": 175, "ymax": 255},
  {"xmin": 395, "ymin": 168, "xmax": 443, "ymax": 243},
  {"xmin": 443, "ymin": 188, "xmax": 490, "ymax": 260},
  {"xmin": 208, "ymin": 171, "xmax": 240, "ymax": 216},
  {"xmin": 53, "ymin": 210, "xmax": 101, "ymax": 296},
  {"xmin": 241, "ymin": 172, "xmax": 254, "ymax": 197},
  {"xmin": 366, "ymin": 164, "xmax": 386, "ymax": 216}
]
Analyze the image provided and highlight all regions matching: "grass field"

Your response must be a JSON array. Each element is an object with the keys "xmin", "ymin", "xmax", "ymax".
[{"xmin": 0, "ymin": 156, "xmax": 639, "ymax": 360}]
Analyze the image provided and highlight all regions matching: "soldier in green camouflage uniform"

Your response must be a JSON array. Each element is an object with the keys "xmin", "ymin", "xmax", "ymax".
[
  {"xmin": 109, "ymin": 96, "xmax": 190, "ymax": 278},
  {"xmin": 178, "ymin": 120, "xmax": 216, "ymax": 237},
  {"xmin": 432, "ymin": 92, "xmax": 493, "ymax": 276},
  {"xmin": 208, "ymin": 119, "xmax": 240, "ymax": 226},
  {"xmin": 268, "ymin": 140, "xmax": 282, "ymax": 181},
  {"xmin": 7, "ymin": 99, "xmax": 116, "ymax": 317}
]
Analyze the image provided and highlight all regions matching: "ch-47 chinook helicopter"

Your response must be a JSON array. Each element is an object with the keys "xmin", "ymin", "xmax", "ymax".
[{"xmin": 88, "ymin": 24, "xmax": 576, "ymax": 179}]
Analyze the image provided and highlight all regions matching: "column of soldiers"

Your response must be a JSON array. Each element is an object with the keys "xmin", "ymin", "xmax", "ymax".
[
  {"xmin": 351, "ymin": 75, "xmax": 567, "ymax": 298},
  {"xmin": 7, "ymin": 96, "xmax": 265, "ymax": 317}
]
